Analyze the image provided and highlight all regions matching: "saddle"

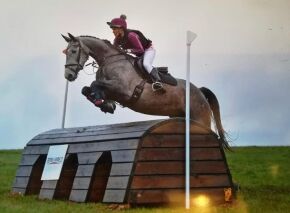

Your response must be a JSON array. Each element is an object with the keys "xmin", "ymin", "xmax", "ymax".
[{"xmin": 134, "ymin": 57, "xmax": 178, "ymax": 86}]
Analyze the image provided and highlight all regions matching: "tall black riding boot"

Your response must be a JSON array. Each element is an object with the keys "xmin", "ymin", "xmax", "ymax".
[{"xmin": 150, "ymin": 68, "xmax": 163, "ymax": 91}]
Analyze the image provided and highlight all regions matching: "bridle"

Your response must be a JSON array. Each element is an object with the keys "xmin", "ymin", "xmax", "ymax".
[
  {"xmin": 65, "ymin": 41, "xmax": 129, "ymax": 73},
  {"xmin": 64, "ymin": 42, "xmax": 86, "ymax": 73}
]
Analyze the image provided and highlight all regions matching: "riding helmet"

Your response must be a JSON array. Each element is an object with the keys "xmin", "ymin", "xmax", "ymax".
[{"xmin": 107, "ymin": 14, "xmax": 127, "ymax": 29}]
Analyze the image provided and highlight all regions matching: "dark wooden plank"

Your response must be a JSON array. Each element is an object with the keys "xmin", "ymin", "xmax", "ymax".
[
  {"xmin": 103, "ymin": 189, "xmax": 126, "ymax": 203},
  {"xmin": 77, "ymin": 152, "xmax": 102, "ymax": 164},
  {"xmin": 110, "ymin": 163, "xmax": 133, "ymax": 176},
  {"xmin": 22, "ymin": 145, "xmax": 49, "ymax": 155},
  {"xmin": 192, "ymin": 161, "xmax": 228, "ymax": 174},
  {"xmin": 150, "ymin": 120, "xmax": 212, "ymax": 134},
  {"xmin": 15, "ymin": 166, "xmax": 33, "ymax": 177},
  {"xmin": 33, "ymin": 125, "xmax": 153, "ymax": 141},
  {"xmin": 134, "ymin": 161, "xmax": 227, "ymax": 175},
  {"xmin": 29, "ymin": 131, "xmax": 144, "ymax": 145},
  {"xmin": 72, "ymin": 177, "xmax": 91, "ymax": 190},
  {"xmin": 39, "ymin": 189, "xmax": 55, "ymax": 200},
  {"xmin": 68, "ymin": 139, "xmax": 139, "ymax": 153},
  {"xmin": 69, "ymin": 189, "xmax": 88, "ymax": 202},
  {"xmin": 41, "ymin": 180, "xmax": 58, "ymax": 189},
  {"xmin": 19, "ymin": 155, "xmax": 40, "ymax": 166},
  {"xmin": 129, "ymin": 188, "xmax": 229, "ymax": 204},
  {"xmin": 135, "ymin": 162, "xmax": 183, "ymax": 175},
  {"xmin": 138, "ymin": 148, "xmax": 222, "ymax": 161},
  {"xmin": 106, "ymin": 176, "xmax": 130, "ymax": 189},
  {"xmin": 75, "ymin": 165, "xmax": 95, "ymax": 177},
  {"xmin": 131, "ymin": 175, "xmax": 230, "ymax": 189},
  {"xmin": 142, "ymin": 134, "xmax": 219, "ymax": 148},
  {"xmin": 111, "ymin": 150, "xmax": 137, "ymax": 162},
  {"xmin": 33, "ymin": 119, "xmax": 161, "ymax": 136},
  {"xmin": 13, "ymin": 177, "xmax": 30, "ymax": 188}
]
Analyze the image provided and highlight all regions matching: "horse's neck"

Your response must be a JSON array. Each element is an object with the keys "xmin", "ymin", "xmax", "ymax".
[
  {"xmin": 80, "ymin": 37, "xmax": 118, "ymax": 64},
  {"xmin": 80, "ymin": 37, "xmax": 141, "ymax": 100}
]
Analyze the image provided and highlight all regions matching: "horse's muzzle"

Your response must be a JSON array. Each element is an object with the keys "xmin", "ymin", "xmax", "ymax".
[{"xmin": 64, "ymin": 69, "xmax": 77, "ymax": 81}]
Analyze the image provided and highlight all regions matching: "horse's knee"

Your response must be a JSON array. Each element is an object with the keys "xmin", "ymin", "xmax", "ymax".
[
  {"xmin": 81, "ymin": 86, "xmax": 91, "ymax": 96},
  {"xmin": 89, "ymin": 81, "xmax": 105, "ymax": 99},
  {"xmin": 90, "ymin": 81, "xmax": 100, "ymax": 90}
]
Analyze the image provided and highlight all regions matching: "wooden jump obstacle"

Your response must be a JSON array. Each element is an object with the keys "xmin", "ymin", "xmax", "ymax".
[{"xmin": 12, "ymin": 118, "xmax": 234, "ymax": 205}]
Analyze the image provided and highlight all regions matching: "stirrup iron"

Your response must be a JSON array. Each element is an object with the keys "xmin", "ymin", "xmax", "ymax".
[{"xmin": 152, "ymin": 81, "xmax": 163, "ymax": 91}]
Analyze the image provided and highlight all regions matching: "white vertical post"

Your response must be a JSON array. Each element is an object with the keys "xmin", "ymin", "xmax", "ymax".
[
  {"xmin": 185, "ymin": 31, "xmax": 197, "ymax": 209},
  {"xmin": 61, "ymin": 80, "xmax": 69, "ymax": 129}
]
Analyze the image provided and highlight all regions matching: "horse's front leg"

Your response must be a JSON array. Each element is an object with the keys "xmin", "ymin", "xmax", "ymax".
[{"xmin": 81, "ymin": 81, "xmax": 116, "ymax": 114}]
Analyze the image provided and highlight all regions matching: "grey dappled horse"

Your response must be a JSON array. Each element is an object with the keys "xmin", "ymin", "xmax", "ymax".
[{"xmin": 62, "ymin": 33, "xmax": 230, "ymax": 149}]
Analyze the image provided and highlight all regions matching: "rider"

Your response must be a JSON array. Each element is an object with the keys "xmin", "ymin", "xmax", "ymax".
[{"xmin": 107, "ymin": 14, "xmax": 163, "ymax": 90}]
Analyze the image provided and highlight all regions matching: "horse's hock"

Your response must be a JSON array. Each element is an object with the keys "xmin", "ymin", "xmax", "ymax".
[{"xmin": 12, "ymin": 118, "xmax": 235, "ymax": 205}]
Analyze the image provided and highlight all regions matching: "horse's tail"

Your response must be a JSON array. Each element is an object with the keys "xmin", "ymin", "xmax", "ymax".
[{"xmin": 199, "ymin": 87, "xmax": 231, "ymax": 150}]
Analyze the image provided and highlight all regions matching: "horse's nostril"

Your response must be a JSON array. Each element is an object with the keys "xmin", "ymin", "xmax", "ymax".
[{"xmin": 67, "ymin": 74, "xmax": 74, "ymax": 80}]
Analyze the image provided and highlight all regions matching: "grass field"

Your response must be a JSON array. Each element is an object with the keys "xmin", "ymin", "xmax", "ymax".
[{"xmin": 0, "ymin": 147, "xmax": 290, "ymax": 213}]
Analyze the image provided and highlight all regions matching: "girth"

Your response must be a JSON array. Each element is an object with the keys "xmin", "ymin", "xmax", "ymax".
[{"xmin": 125, "ymin": 79, "xmax": 146, "ymax": 107}]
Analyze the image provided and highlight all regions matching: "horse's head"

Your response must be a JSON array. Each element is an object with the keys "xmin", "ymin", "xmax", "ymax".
[{"xmin": 62, "ymin": 33, "xmax": 90, "ymax": 81}]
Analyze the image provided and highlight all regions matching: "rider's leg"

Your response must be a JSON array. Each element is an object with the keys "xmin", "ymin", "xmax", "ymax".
[
  {"xmin": 143, "ymin": 46, "xmax": 161, "ymax": 82},
  {"xmin": 143, "ymin": 47, "xmax": 163, "ymax": 91}
]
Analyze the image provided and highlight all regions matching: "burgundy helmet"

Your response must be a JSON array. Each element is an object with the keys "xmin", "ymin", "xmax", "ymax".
[{"xmin": 107, "ymin": 14, "xmax": 127, "ymax": 29}]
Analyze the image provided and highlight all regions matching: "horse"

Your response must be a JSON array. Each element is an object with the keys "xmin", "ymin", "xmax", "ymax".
[{"xmin": 62, "ymin": 33, "xmax": 230, "ymax": 149}]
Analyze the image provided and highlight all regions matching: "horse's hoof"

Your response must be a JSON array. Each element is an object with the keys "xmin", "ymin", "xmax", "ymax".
[
  {"xmin": 100, "ymin": 101, "xmax": 116, "ymax": 114},
  {"xmin": 152, "ymin": 82, "xmax": 164, "ymax": 92}
]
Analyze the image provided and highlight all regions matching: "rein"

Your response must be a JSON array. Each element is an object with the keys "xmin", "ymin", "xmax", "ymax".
[{"xmin": 99, "ymin": 53, "xmax": 128, "ymax": 67}]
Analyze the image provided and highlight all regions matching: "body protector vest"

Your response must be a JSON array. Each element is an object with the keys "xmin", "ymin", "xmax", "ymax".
[{"xmin": 119, "ymin": 29, "xmax": 152, "ymax": 51}]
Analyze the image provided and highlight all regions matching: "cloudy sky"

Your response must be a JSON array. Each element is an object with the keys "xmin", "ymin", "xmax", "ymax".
[{"xmin": 0, "ymin": 0, "xmax": 289, "ymax": 149}]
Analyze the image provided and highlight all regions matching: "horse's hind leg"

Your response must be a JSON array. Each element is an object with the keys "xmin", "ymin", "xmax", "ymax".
[
  {"xmin": 190, "ymin": 112, "xmax": 211, "ymax": 128},
  {"xmin": 190, "ymin": 102, "xmax": 212, "ymax": 129}
]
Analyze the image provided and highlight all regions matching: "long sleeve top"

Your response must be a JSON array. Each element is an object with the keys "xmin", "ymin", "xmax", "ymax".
[{"xmin": 114, "ymin": 32, "xmax": 145, "ymax": 56}]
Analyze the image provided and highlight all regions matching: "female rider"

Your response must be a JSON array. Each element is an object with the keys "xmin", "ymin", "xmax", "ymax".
[{"xmin": 107, "ymin": 14, "xmax": 163, "ymax": 91}]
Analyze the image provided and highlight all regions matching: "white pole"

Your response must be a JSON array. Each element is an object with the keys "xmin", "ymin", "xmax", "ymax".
[
  {"xmin": 61, "ymin": 80, "xmax": 69, "ymax": 129},
  {"xmin": 185, "ymin": 31, "xmax": 197, "ymax": 209}
]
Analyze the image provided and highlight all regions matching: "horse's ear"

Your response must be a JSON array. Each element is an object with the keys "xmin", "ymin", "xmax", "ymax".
[
  {"xmin": 68, "ymin": 33, "xmax": 77, "ymax": 42},
  {"xmin": 61, "ymin": 34, "xmax": 71, "ymax": 42}
]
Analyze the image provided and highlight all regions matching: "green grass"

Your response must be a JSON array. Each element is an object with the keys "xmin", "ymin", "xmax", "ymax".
[{"xmin": 0, "ymin": 147, "xmax": 290, "ymax": 213}]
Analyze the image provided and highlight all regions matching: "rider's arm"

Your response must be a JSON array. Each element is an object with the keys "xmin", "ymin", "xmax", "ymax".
[
  {"xmin": 128, "ymin": 32, "xmax": 144, "ymax": 55},
  {"xmin": 113, "ymin": 37, "xmax": 118, "ymax": 46}
]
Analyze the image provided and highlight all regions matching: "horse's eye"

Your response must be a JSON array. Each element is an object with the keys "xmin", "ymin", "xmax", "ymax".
[{"xmin": 71, "ymin": 50, "xmax": 77, "ymax": 54}]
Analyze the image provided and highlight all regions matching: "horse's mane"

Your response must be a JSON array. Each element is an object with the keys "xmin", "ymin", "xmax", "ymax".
[
  {"xmin": 79, "ymin": 35, "xmax": 135, "ymax": 60},
  {"xmin": 79, "ymin": 35, "xmax": 121, "ymax": 52},
  {"xmin": 79, "ymin": 35, "xmax": 98, "ymax": 39}
]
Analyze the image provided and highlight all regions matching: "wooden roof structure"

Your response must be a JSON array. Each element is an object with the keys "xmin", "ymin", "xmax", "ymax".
[{"xmin": 12, "ymin": 118, "xmax": 234, "ymax": 205}]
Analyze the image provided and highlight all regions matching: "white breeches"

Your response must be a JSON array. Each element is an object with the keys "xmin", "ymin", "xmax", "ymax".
[{"xmin": 143, "ymin": 46, "xmax": 156, "ymax": 73}]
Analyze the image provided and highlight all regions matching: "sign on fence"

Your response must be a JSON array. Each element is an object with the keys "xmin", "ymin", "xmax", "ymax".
[{"xmin": 41, "ymin": 144, "xmax": 68, "ymax": 180}]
